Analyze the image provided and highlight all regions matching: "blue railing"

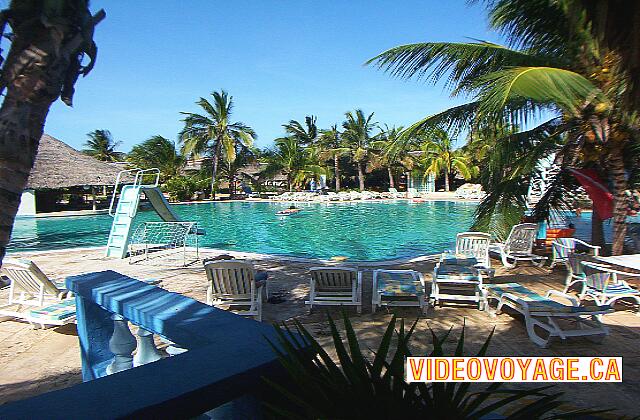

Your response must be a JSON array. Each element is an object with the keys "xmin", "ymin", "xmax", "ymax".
[{"xmin": 0, "ymin": 271, "xmax": 289, "ymax": 419}]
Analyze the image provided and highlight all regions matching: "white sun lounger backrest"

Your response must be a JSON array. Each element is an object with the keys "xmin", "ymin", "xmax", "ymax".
[
  {"xmin": 310, "ymin": 267, "xmax": 357, "ymax": 292},
  {"xmin": 505, "ymin": 223, "xmax": 538, "ymax": 255},
  {"xmin": 1, "ymin": 259, "xmax": 62, "ymax": 305},
  {"xmin": 456, "ymin": 232, "xmax": 491, "ymax": 267},
  {"xmin": 205, "ymin": 260, "xmax": 256, "ymax": 300}
]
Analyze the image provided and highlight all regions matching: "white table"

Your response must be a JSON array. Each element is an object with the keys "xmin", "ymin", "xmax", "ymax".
[{"xmin": 592, "ymin": 254, "xmax": 640, "ymax": 277}]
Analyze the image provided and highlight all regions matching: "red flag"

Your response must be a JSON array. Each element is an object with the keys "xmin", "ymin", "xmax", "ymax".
[{"xmin": 568, "ymin": 168, "xmax": 613, "ymax": 220}]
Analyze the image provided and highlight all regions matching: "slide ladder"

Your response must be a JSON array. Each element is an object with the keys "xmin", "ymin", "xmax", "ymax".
[{"xmin": 105, "ymin": 169, "xmax": 160, "ymax": 258}]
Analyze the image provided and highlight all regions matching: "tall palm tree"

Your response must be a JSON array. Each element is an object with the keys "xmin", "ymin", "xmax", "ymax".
[
  {"xmin": 127, "ymin": 135, "xmax": 185, "ymax": 182},
  {"xmin": 0, "ymin": 2, "xmax": 104, "ymax": 265},
  {"xmin": 180, "ymin": 90, "xmax": 255, "ymax": 197},
  {"xmin": 316, "ymin": 125, "xmax": 349, "ymax": 191},
  {"xmin": 417, "ymin": 129, "xmax": 475, "ymax": 192},
  {"xmin": 283, "ymin": 116, "xmax": 318, "ymax": 145},
  {"xmin": 368, "ymin": 0, "xmax": 640, "ymax": 253},
  {"xmin": 83, "ymin": 130, "xmax": 124, "ymax": 162},
  {"xmin": 342, "ymin": 109, "xmax": 377, "ymax": 191},
  {"xmin": 260, "ymin": 137, "xmax": 325, "ymax": 191}
]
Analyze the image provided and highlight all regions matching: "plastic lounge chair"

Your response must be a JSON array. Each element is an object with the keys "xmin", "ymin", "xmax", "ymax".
[
  {"xmin": 576, "ymin": 261, "xmax": 640, "ymax": 315},
  {"xmin": 372, "ymin": 269, "xmax": 428, "ymax": 314},
  {"xmin": 204, "ymin": 260, "xmax": 263, "ymax": 321},
  {"xmin": 455, "ymin": 232, "xmax": 495, "ymax": 278},
  {"xmin": 489, "ymin": 223, "xmax": 546, "ymax": 269},
  {"xmin": 0, "ymin": 259, "xmax": 75, "ymax": 327},
  {"xmin": 305, "ymin": 267, "xmax": 362, "ymax": 313},
  {"xmin": 483, "ymin": 282, "xmax": 612, "ymax": 347},
  {"xmin": 549, "ymin": 237, "xmax": 600, "ymax": 269},
  {"xmin": 431, "ymin": 261, "xmax": 485, "ymax": 309}
]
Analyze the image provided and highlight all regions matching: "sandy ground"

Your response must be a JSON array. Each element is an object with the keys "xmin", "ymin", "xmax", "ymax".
[{"xmin": 1, "ymin": 247, "xmax": 639, "ymax": 416}]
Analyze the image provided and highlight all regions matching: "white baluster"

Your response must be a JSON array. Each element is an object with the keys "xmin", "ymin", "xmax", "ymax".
[
  {"xmin": 106, "ymin": 314, "xmax": 136, "ymax": 375},
  {"xmin": 133, "ymin": 327, "xmax": 162, "ymax": 366}
]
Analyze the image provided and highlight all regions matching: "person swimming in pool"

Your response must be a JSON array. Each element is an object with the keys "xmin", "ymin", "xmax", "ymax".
[{"xmin": 276, "ymin": 205, "xmax": 301, "ymax": 215}]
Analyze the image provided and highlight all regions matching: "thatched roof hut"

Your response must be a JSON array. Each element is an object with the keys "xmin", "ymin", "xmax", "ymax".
[{"xmin": 26, "ymin": 134, "xmax": 125, "ymax": 189}]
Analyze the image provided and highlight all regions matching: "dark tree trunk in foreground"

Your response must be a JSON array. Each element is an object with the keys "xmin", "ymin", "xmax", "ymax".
[
  {"xmin": 591, "ymin": 207, "xmax": 605, "ymax": 251},
  {"xmin": 334, "ymin": 155, "xmax": 341, "ymax": 191},
  {"xmin": 387, "ymin": 167, "xmax": 395, "ymax": 189},
  {"xmin": 609, "ymin": 144, "xmax": 628, "ymax": 255},
  {"xmin": 357, "ymin": 161, "xmax": 365, "ymax": 191},
  {"xmin": 0, "ymin": 8, "xmax": 105, "ymax": 265}
]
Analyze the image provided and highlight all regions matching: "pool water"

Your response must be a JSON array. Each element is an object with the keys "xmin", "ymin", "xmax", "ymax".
[{"xmin": 8, "ymin": 201, "xmax": 609, "ymax": 261}]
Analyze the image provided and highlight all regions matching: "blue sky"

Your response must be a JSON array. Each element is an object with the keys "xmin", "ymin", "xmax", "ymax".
[{"xmin": 41, "ymin": 1, "xmax": 504, "ymax": 152}]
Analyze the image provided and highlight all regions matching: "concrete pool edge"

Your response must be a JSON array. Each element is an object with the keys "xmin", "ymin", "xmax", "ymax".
[{"xmin": 7, "ymin": 245, "xmax": 442, "ymax": 267}]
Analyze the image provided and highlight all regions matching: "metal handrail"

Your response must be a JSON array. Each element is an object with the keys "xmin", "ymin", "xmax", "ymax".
[{"xmin": 108, "ymin": 168, "xmax": 161, "ymax": 217}]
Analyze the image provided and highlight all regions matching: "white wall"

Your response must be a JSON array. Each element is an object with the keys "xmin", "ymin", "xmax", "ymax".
[{"xmin": 16, "ymin": 189, "xmax": 36, "ymax": 216}]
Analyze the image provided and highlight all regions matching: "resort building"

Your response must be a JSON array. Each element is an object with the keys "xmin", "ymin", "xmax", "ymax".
[{"xmin": 17, "ymin": 134, "xmax": 125, "ymax": 216}]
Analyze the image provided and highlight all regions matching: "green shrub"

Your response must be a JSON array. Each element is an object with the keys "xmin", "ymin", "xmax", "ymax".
[
  {"xmin": 164, "ymin": 176, "xmax": 198, "ymax": 202},
  {"xmin": 264, "ymin": 313, "xmax": 607, "ymax": 419}
]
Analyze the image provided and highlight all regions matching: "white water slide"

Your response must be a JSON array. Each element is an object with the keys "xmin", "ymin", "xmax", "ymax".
[{"xmin": 105, "ymin": 169, "xmax": 198, "ymax": 259}]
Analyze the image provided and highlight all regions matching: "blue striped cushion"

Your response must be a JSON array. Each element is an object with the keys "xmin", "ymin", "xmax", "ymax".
[
  {"xmin": 30, "ymin": 299, "xmax": 76, "ymax": 321},
  {"xmin": 435, "ymin": 265, "xmax": 478, "ymax": 281},
  {"xmin": 377, "ymin": 273, "xmax": 423, "ymax": 297},
  {"xmin": 593, "ymin": 283, "xmax": 640, "ymax": 295},
  {"xmin": 485, "ymin": 283, "xmax": 610, "ymax": 313}
]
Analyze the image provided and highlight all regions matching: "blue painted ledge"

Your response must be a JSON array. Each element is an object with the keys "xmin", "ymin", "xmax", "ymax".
[{"xmin": 0, "ymin": 271, "xmax": 293, "ymax": 419}]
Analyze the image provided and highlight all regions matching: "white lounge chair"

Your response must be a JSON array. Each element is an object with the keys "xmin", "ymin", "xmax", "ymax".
[
  {"xmin": 204, "ymin": 260, "xmax": 263, "ymax": 321},
  {"xmin": 549, "ymin": 237, "xmax": 600, "ymax": 269},
  {"xmin": 387, "ymin": 188, "xmax": 403, "ymax": 199},
  {"xmin": 489, "ymin": 223, "xmax": 546, "ymax": 269},
  {"xmin": 372, "ymin": 269, "xmax": 428, "ymax": 314},
  {"xmin": 0, "ymin": 259, "xmax": 76, "ymax": 327},
  {"xmin": 455, "ymin": 232, "xmax": 494, "ymax": 278},
  {"xmin": 577, "ymin": 261, "xmax": 640, "ymax": 315},
  {"xmin": 305, "ymin": 267, "xmax": 362, "ymax": 313},
  {"xmin": 483, "ymin": 282, "xmax": 613, "ymax": 347},
  {"xmin": 431, "ymin": 261, "xmax": 484, "ymax": 309}
]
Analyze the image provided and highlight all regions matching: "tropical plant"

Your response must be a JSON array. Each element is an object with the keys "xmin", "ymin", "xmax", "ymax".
[
  {"xmin": 82, "ymin": 130, "xmax": 124, "ymax": 162},
  {"xmin": 164, "ymin": 175, "xmax": 198, "ymax": 202},
  {"xmin": 283, "ymin": 116, "xmax": 318, "ymax": 146},
  {"xmin": 264, "ymin": 312, "xmax": 604, "ymax": 419},
  {"xmin": 367, "ymin": 0, "xmax": 640, "ymax": 254},
  {"xmin": 217, "ymin": 145, "xmax": 259, "ymax": 195},
  {"xmin": 127, "ymin": 135, "xmax": 185, "ymax": 182},
  {"xmin": 342, "ymin": 109, "xmax": 377, "ymax": 191},
  {"xmin": 180, "ymin": 90, "xmax": 255, "ymax": 197},
  {"xmin": 316, "ymin": 124, "xmax": 349, "ymax": 191},
  {"xmin": 260, "ymin": 137, "xmax": 325, "ymax": 191},
  {"xmin": 371, "ymin": 125, "xmax": 411, "ymax": 189},
  {"xmin": 417, "ymin": 128, "xmax": 476, "ymax": 192},
  {"xmin": 0, "ymin": 1, "xmax": 105, "ymax": 264}
]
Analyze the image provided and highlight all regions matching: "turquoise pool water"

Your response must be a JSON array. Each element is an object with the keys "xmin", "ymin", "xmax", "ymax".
[{"xmin": 8, "ymin": 201, "xmax": 608, "ymax": 261}]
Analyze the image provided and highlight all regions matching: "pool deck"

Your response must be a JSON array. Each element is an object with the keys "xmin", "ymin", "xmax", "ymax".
[{"xmin": 1, "ymin": 248, "xmax": 639, "ymax": 416}]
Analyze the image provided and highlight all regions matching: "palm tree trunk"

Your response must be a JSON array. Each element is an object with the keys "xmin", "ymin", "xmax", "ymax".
[
  {"xmin": 210, "ymin": 142, "xmax": 221, "ymax": 199},
  {"xmin": 444, "ymin": 172, "xmax": 450, "ymax": 192},
  {"xmin": 387, "ymin": 167, "xmax": 395, "ymax": 189},
  {"xmin": 334, "ymin": 155, "xmax": 341, "ymax": 191},
  {"xmin": 0, "ymin": 18, "xmax": 100, "ymax": 265},
  {"xmin": 357, "ymin": 162, "xmax": 365, "ymax": 191},
  {"xmin": 591, "ymin": 207, "xmax": 605, "ymax": 250},
  {"xmin": 609, "ymin": 144, "xmax": 628, "ymax": 255}
]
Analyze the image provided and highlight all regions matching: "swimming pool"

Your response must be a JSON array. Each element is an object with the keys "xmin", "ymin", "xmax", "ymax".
[{"xmin": 8, "ymin": 201, "xmax": 608, "ymax": 261}]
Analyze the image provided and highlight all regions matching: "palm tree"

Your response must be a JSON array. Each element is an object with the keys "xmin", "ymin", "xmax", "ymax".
[
  {"xmin": 416, "ymin": 129, "xmax": 475, "ymax": 192},
  {"xmin": 218, "ymin": 145, "xmax": 259, "ymax": 195},
  {"xmin": 371, "ymin": 125, "xmax": 410, "ymax": 189},
  {"xmin": 283, "ymin": 116, "xmax": 318, "ymax": 145},
  {"xmin": 368, "ymin": 1, "xmax": 640, "ymax": 253},
  {"xmin": 127, "ymin": 135, "xmax": 185, "ymax": 182},
  {"xmin": 83, "ymin": 130, "xmax": 124, "ymax": 162},
  {"xmin": 0, "ymin": 2, "xmax": 104, "ymax": 264},
  {"xmin": 180, "ymin": 90, "xmax": 255, "ymax": 197},
  {"xmin": 342, "ymin": 109, "xmax": 377, "ymax": 191},
  {"xmin": 316, "ymin": 125, "xmax": 349, "ymax": 191},
  {"xmin": 260, "ymin": 137, "xmax": 325, "ymax": 191}
]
